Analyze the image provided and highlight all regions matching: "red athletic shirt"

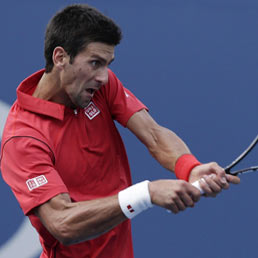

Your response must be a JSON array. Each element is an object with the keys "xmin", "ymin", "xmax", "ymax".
[{"xmin": 0, "ymin": 69, "xmax": 147, "ymax": 258}]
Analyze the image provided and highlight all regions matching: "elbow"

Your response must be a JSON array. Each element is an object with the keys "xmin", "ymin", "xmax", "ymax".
[
  {"xmin": 56, "ymin": 231, "xmax": 98, "ymax": 246},
  {"xmin": 52, "ymin": 227, "xmax": 74, "ymax": 246},
  {"xmin": 50, "ymin": 221, "xmax": 79, "ymax": 246},
  {"xmin": 51, "ymin": 222, "xmax": 97, "ymax": 246},
  {"xmin": 56, "ymin": 235, "xmax": 74, "ymax": 246},
  {"xmin": 57, "ymin": 238, "xmax": 71, "ymax": 246}
]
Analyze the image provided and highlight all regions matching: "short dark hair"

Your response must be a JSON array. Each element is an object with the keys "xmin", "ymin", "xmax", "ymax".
[{"xmin": 44, "ymin": 4, "xmax": 122, "ymax": 73}]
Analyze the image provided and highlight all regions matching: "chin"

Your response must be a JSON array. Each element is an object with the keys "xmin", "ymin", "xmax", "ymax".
[
  {"xmin": 80, "ymin": 101, "xmax": 90, "ymax": 109},
  {"xmin": 75, "ymin": 97, "xmax": 91, "ymax": 109}
]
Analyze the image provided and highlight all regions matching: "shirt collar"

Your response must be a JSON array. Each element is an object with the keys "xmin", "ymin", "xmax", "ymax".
[{"xmin": 17, "ymin": 69, "xmax": 67, "ymax": 121}]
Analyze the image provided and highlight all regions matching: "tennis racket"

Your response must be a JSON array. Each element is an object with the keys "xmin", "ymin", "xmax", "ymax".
[{"xmin": 192, "ymin": 134, "xmax": 258, "ymax": 194}]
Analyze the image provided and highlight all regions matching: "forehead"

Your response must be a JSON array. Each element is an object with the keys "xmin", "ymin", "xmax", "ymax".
[{"xmin": 81, "ymin": 42, "xmax": 115, "ymax": 59}]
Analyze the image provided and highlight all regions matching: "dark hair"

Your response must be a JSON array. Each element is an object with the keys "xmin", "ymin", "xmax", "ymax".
[{"xmin": 44, "ymin": 4, "xmax": 122, "ymax": 73}]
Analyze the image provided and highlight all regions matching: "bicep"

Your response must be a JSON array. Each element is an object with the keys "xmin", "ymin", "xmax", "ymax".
[
  {"xmin": 35, "ymin": 193, "xmax": 72, "ymax": 219},
  {"xmin": 34, "ymin": 193, "xmax": 73, "ymax": 242}
]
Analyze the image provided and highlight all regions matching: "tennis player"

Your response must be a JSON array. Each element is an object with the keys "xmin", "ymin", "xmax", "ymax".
[{"xmin": 0, "ymin": 4, "xmax": 240, "ymax": 258}]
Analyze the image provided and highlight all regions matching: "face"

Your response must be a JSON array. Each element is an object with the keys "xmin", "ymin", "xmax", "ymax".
[{"xmin": 60, "ymin": 42, "xmax": 115, "ymax": 108}]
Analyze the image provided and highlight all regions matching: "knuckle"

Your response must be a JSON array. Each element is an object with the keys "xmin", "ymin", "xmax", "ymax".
[
  {"xmin": 178, "ymin": 180, "xmax": 188, "ymax": 189},
  {"xmin": 180, "ymin": 206, "xmax": 186, "ymax": 211},
  {"xmin": 174, "ymin": 181, "xmax": 185, "ymax": 193},
  {"xmin": 214, "ymin": 187, "xmax": 221, "ymax": 193},
  {"xmin": 209, "ymin": 162, "xmax": 223, "ymax": 173},
  {"xmin": 187, "ymin": 199, "xmax": 194, "ymax": 206},
  {"xmin": 195, "ymin": 191, "xmax": 201, "ymax": 199},
  {"xmin": 170, "ymin": 204, "xmax": 178, "ymax": 214},
  {"xmin": 207, "ymin": 162, "xmax": 217, "ymax": 170},
  {"xmin": 223, "ymin": 183, "xmax": 230, "ymax": 190},
  {"xmin": 210, "ymin": 161, "xmax": 218, "ymax": 167},
  {"xmin": 177, "ymin": 179, "xmax": 184, "ymax": 186}
]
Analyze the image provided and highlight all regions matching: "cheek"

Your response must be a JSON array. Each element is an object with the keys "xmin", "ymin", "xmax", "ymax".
[
  {"xmin": 66, "ymin": 80, "xmax": 84, "ymax": 97},
  {"xmin": 63, "ymin": 65, "xmax": 93, "ymax": 93},
  {"xmin": 61, "ymin": 67, "xmax": 76, "ymax": 86},
  {"xmin": 77, "ymin": 67, "xmax": 92, "ymax": 81}
]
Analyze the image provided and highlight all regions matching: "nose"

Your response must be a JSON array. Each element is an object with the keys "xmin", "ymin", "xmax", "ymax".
[{"xmin": 95, "ymin": 67, "xmax": 109, "ymax": 86}]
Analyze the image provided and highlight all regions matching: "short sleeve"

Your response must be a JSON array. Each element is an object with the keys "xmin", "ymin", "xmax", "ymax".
[
  {"xmin": 1, "ymin": 137, "xmax": 68, "ymax": 215},
  {"xmin": 103, "ymin": 69, "xmax": 148, "ymax": 127}
]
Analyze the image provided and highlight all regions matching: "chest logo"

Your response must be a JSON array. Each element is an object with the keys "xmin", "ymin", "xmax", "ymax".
[
  {"xmin": 84, "ymin": 101, "xmax": 100, "ymax": 120},
  {"xmin": 26, "ymin": 175, "xmax": 48, "ymax": 191}
]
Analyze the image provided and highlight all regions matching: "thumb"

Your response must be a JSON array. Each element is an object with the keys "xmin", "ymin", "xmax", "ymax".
[{"xmin": 226, "ymin": 174, "xmax": 240, "ymax": 184}]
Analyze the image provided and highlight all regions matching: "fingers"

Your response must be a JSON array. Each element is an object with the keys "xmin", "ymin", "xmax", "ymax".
[
  {"xmin": 199, "ymin": 174, "xmax": 223, "ymax": 197},
  {"xmin": 189, "ymin": 162, "xmax": 226, "ymax": 186},
  {"xmin": 189, "ymin": 161, "xmax": 240, "ymax": 197},
  {"xmin": 206, "ymin": 162, "xmax": 229, "ymax": 188},
  {"xmin": 225, "ymin": 174, "xmax": 240, "ymax": 184},
  {"xmin": 176, "ymin": 190, "xmax": 197, "ymax": 209},
  {"xmin": 149, "ymin": 180, "xmax": 201, "ymax": 214},
  {"xmin": 207, "ymin": 163, "xmax": 240, "ymax": 188},
  {"xmin": 169, "ymin": 198, "xmax": 186, "ymax": 214},
  {"xmin": 167, "ymin": 193, "xmax": 195, "ymax": 214}
]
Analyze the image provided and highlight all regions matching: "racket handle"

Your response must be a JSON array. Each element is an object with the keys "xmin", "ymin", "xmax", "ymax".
[{"xmin": 191, "ymin": 180, "xmax": 204, "ymax": 195}]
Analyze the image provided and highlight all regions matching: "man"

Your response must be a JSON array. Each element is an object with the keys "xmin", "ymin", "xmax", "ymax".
[{"xmin": 0, "ymin": 4, "xmax": 239, "ymax": 258}]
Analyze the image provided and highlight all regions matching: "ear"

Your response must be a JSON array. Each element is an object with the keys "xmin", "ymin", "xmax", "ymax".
[{"xmin": 52, "ymin": 47, "xmax": 69, "ymax": 69}]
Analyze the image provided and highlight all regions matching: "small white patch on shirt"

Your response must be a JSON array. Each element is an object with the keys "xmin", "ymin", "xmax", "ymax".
[
  {"xmin": 26, "ymin": 175, "xmax": 48, "ymax": 191},
  {"xmin": 84, "ymin": 101, "xmax": 100, "ymax": 120},
  {"xmin": 124, "ymin": 91, "xmax": 129, "ymax": 98}
]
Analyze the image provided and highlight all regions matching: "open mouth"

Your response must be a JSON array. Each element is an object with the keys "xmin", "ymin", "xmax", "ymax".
[{"xmin": 86, "ymin": 88, "xmax": 95, "ymax": 94}]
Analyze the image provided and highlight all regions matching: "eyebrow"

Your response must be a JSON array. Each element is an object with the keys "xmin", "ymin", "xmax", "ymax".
[{"xmin": 91, "ymin": 54, "xmax": 115, "ymax": 65}]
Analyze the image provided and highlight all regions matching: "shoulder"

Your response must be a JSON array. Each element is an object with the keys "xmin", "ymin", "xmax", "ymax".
[{"xmin": 1, "ymin": 102, "xmax": 55, "ymax": 158}]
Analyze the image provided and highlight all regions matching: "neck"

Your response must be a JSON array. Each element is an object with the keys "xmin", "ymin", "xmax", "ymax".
[{"xmin": 33, "ymin": 70, "xmax": 73, "ymax": 107}]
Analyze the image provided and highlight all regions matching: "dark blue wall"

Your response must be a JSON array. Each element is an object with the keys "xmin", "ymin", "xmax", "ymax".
[{"xmin": 1, "ymin": 1, "xmax": 258, "ymax": 257}]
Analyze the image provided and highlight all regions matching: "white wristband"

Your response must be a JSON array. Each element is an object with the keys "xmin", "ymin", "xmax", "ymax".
[{"xmin": 118, "ymin": 180, "xmax": 153, "ymax": 219}]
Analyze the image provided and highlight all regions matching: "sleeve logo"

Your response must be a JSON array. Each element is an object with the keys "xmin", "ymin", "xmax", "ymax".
[{"xmin": 26, "ymin": 175, "xmax": 48, "ymax": 191}]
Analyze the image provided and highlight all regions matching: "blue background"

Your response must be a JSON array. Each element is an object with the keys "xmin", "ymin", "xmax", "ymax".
[{"xmin": 1, "ymin": 0, "xmax": 258, "ymax": 257}]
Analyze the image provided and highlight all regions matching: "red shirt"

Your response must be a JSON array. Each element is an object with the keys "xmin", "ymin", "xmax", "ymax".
[{"xmin": 0, "ymin": 69, "xmax": 147, "ymax": 258}]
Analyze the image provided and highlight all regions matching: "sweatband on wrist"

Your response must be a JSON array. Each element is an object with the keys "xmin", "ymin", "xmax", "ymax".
[
  {"xmin": 174, "ymin": 154, "xmax": 201, "ymax": 181},
  {"xmin": 118, "ymin": 180, "xmax": 153, "ymax": 219}
]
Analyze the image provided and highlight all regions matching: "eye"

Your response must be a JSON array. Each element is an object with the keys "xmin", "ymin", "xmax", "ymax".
[{"xmin": 91, "ymin": 60, "xmax": 101, "ymax": 68}]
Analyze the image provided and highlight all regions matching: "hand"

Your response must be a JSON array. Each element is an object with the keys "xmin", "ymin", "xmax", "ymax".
[
  {"xmin": 148, "ymin": 179, "xmax": 201, "ymax": 214},
  {"xmin": 189, "ymin": 162, "xmax": 240, "ymax": 197}
]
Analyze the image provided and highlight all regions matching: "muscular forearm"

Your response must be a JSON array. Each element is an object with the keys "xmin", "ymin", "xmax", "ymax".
[
  {"xmin": 147, "ymin": 125, "xmax": 190, "ymax": 171},
  {"xmin": 35, "ymin": 193, "xmax": 127, "ymax": 245},
  {"xmin": 127, "ymin": 109, "xmax": 191, "ymax": 172}
]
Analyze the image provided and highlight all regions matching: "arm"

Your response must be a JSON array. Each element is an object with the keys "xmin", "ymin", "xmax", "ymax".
[
  {"xmin": 1, "ymin": 129, "xmax": 202, "ymax": 246},
  {"xmin": 126, "ymin": 109, "xmax": 240, "ymax": 194},
  {"xmin": 35, "ymin": 180, "xmax": 202, "ymax": 245},
  {"xmin": 126, "ymin": 109, "xmax": 190, "ymax": 170},
  {"xmin": 34, "ymin": 193, "xmax": 127, "ymax": 245},
  {"xmin": 5, "ymin": 134, "xmax": 201, "ymax": 245},
  {"xmin": 33, "ymin": 109, "xmax": 238, "ymax": 245}
]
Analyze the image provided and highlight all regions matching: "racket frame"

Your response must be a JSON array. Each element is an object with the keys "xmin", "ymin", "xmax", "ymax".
[{"xmin": 224, "ymin": 135, "xmax": 258, "ymax": 175}]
